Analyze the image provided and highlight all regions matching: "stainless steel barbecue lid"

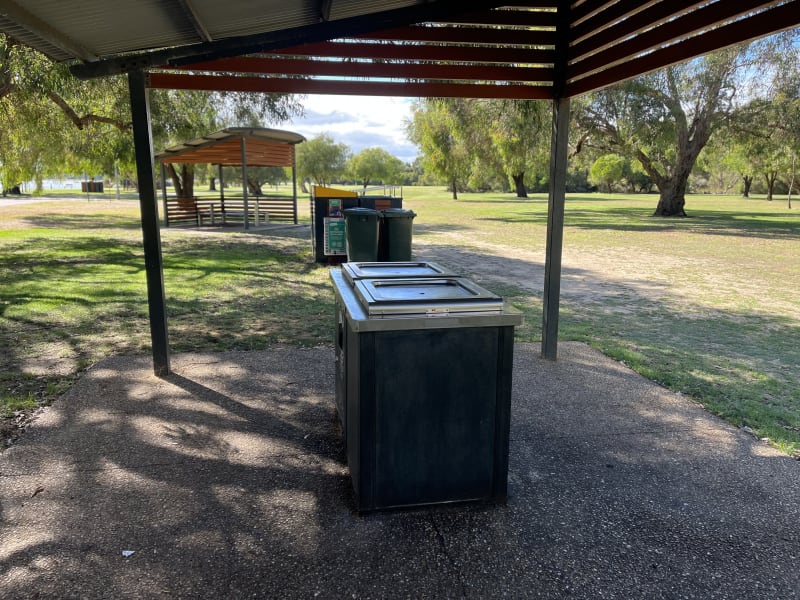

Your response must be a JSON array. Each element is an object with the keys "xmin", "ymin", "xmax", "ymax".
[
  {"xmin": 341, "ymin": 261, "xmax": 455, "ymax": 284},
  {"xmin": 353, "ymin": 277, "xmax": 504, "ymax": 316}
]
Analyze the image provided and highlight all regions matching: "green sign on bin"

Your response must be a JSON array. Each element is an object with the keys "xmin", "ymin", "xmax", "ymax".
[{"xmin": 324, "ymin": 218, "xmax": 347, "ymax": 255}]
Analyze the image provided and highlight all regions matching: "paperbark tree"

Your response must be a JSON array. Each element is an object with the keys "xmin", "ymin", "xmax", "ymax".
[{"xmin": 0, "ymin": 35, "xmax": 131, "ymax": 189}]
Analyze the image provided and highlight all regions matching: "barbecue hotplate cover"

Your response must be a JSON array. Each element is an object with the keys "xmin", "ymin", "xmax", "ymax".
[
  {"xmin": 342, "ymin": 261, "xmax": 454, "ymax": 284},
  {"xmin": 353, "ymin": 276, "xmax": 503, "ymax": 316}
]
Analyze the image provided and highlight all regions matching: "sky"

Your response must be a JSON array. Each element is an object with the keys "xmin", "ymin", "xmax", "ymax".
[{"xmin": 284, "ymin": 95, "xmax": 420, "ymax": 164}]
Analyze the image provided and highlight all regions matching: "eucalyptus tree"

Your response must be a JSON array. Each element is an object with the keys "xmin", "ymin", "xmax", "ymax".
[
  {"xmin": 406, "ymin": 99, "xmax": 473, "ymax": 199},
  {"xmin": 721, "ymin": 44, "xmax": 800, "ymax": 203},
  {"xmin": 484, "ymin": 99, "xmax": 549, "ymax": 198},
  {"xmin": 573, "ymin": 35, "xmax": 794, "ymax": 216},
  {"xmin": 0, "ymin": 35, "xmax": 130, "ymax": 190},
  {"xmin": 296, "ymin": 133, "xmax": 350, "ymax": 187},
  {"xmin": 347, "ymin": 147, "xmax": 404, "ymax": 189},
  {"xmin": 407, "ymin": 98, "xmax": 548, "ymax": 198},
  {"xmin": 757, "ymin": 61, "xmax": 800, "ymax": 205},
  {"xmin": 0, "ymin": 33, "xmax": 301, "ymax": 193}
]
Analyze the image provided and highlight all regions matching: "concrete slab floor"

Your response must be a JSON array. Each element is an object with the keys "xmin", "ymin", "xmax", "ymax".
[{"xmin": 1, "ymin": 342, "xmax": 798, "ymax": 599}]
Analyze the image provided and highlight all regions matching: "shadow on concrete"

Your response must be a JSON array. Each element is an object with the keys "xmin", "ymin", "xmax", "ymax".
[{"xmin": 1, "ymin": 343, "xmax": 799, "ymax": 598}]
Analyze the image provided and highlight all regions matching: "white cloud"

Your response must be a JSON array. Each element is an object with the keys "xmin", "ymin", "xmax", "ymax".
[{"xmin": 286, "ymin": 95, "xmax": 419, "ymax": 164}]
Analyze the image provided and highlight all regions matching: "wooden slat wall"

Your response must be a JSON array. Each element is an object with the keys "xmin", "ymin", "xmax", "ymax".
[
  {"xmin": 159, "ymin": 138, "xmax": 295, "ymax": 166},
  {"xmin": 161, "ymin": 138, "xmax": 294, "ymax": 167},
  {"xmin": 164, "ymin": 197, "xmax": 297, "ymax": 226}
]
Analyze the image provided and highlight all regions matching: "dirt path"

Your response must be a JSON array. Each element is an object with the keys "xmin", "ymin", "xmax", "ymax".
[
  {"xmin": 414, "ymin": 236, "xmax": 664, "ymax": 311},
  {"xmin": 414, "ymin": 233, "xmax": 791, "ymax": 321}
]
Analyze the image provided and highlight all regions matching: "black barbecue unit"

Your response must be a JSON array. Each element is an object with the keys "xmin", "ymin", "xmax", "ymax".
[{"xmin": 331, "ymin": 262, "xmax": 522, "ymax": 512}]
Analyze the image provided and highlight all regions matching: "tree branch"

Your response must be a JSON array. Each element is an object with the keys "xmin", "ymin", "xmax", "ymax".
[{"xmin": 45, "ymin": 91, "xmax": 130, "ymax": 132}]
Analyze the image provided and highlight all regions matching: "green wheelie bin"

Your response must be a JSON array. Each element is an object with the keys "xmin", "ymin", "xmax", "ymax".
[
  {"xmin": 343, "ymin": 207, "xmax": 381, "ymax": 262},
  {"xmin": 380, "ymin": 208, "xmax": 417, "ymax": 261}
]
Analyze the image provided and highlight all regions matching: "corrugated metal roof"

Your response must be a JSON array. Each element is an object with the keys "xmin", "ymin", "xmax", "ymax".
[{"xmin": 0, "ymin": 0, "xmax": 432, "ymax": 60}]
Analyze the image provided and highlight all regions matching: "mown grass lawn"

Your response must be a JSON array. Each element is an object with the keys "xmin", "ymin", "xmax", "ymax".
[
  {"xmin": 403, "ymin": 188, "xmax": 800, "ymax": 457},
  {"xmin": 1, "ymin": 188, "xmax": 799, "ymax": 457}
]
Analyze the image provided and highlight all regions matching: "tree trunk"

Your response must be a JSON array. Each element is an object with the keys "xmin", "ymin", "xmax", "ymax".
[
  {"xmin": 653, "ymin": 178, "xmax": 688, "ymax": 216},
  {"xmin": 167, "ymin": 163, "xmax": 194, "ymax": 198},
  {"xmin": 209, "ymin": 177, "xmax": 216, "ymax": 191},
  {"xmin": 511, "ymin": 172, "xmax": 527, "ymax": 198},
  {"xmin": 166, "ymin": 164, "xmax": 183, "ymax": 197},
  {"xmin": 247, "ymin": 177, "xmax": 262, "ymax": 196},
  {"xmin": 765, "ymin": 171, "xmax": 777, "ymax": 201},
  {"xmin": 649, "ymin": 145, "xmax": 696, "ymax": 217},
  {"xmin": 181, "ymin": 164, "xmax": 194, "ymax": 198},
  {"xmin": 451, "ymin": 178, "xmax": 458, "ymax": 200},
  {"xmin": 742, "ymin": 175, "xmax": 753, "ymax": 197}
]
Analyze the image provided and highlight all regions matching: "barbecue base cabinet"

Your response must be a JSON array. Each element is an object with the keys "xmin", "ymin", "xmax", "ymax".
[{"xmin": 331, "ymin": 268, "xmax": 521, "ymax": 512}]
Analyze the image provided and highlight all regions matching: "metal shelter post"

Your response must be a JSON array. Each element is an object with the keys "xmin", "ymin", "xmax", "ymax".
[
  {"xmin": 292, "ymin": 145, "xmax": 298, "ymax": 224},
  {"xmin": 541, "ymin": 97, "xmax": 570, "ymax": 360},
  {"xmin": 160, "ymin": 162, "xmax": 168, "ymax": 227},
  {"xmin": 219, "ymin": 164, "xmax": 226, "ymax": 222},
  {"xmin": 541, "ymin": 2, "xmax": 570, "ymax": 361},
  {"xmin": 128, "ymin": 70, "xmax": 170, "ymax": 376},
  {"xmin": 241, "ymin": 137, "xmax": 249, "ymax": 230}
]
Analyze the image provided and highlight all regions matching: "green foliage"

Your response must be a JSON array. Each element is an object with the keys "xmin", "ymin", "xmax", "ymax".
[
  {"xmin": 0, "ymin": 36, "xmax": 134, "ymax": 190},
  {"xmin": 485, "ymin": 99, "xmax": 549, "ymax": 195},
  {"xmin": 406, "ymin": 99, "xmax": 473, "ymax": 197},
  {"xmin": 347, "ymin": 147, "xmax": 404, "ymax": 188},
  {"xmin": 407, "ymin": 98, "xmax": 548, "ymax": 198},
  {"xmin": 573, "ymin": 33, "xmax": 798, "ymax": 214},
  {"xmin": 624, "ymin": 160, "xmax": 653, "ymax": 193},
  {"xmin": 589, "ymin": 154, "xmax": 626, "ymax": 192},
  {"xmin": 0, "ymin": 34, "xmax": 300, "ymax": 191},
  {"xmin": 296, "ymin": 133, "xmax": 350, "ymax": 185},
  {"xmin": 698, "ymin": 136, "xmax": 750, "ymax": 195},
  {"xmin": 722, "ymin": 45, "xmax": 800, "ymax": 202}
]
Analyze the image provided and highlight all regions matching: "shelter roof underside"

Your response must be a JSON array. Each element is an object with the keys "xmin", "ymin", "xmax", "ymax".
[{"xmin": 1, "ymin": 1, "xmax": 798, "ymax": 98}]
